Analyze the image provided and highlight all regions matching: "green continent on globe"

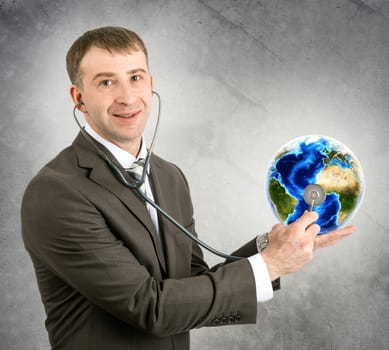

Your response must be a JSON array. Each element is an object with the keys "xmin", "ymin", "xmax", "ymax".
[
  {"xmin": 268, "ymin": 178, "xmax": 298, "ymax": 221},
  {"xmin": 322, "ymin": 148, "xmax": 350, "ymax": 165}
]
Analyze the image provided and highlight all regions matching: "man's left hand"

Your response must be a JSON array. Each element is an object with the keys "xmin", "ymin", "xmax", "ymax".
[{"xmin": 313, "ymin": 225, "xmax": 355, "ymax": 250}]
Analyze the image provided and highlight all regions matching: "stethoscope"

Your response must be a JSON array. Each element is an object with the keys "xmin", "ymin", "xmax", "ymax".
[{"xmin": 73, "ymin": 91, "xmax": 242, "ymax": 261}]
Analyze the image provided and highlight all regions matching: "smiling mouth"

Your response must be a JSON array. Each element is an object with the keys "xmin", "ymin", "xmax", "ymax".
[{"xmin": 112, "ymin": 111, "xmax": 140, "ymax": 118}]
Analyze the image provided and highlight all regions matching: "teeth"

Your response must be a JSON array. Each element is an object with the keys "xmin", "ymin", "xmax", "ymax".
[{"xmin": 115, "ymin": 114, "xmax": 132, "ymax": 118}]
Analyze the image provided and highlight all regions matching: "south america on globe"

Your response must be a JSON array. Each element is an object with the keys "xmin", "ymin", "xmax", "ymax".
[{"xmin": 265, "ymin": 135, "xmax": 364, "ymax": 234}]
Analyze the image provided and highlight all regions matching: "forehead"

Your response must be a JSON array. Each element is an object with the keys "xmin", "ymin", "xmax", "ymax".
[{"xmin": 79, "ymin": 46, "xmax": 149, "ymax": 77}]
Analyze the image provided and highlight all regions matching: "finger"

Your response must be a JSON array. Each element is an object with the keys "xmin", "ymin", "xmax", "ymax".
[
  {"xmin": 320, "ymin": 225, "xmax": 355, "ymax": 242},
  {"xmin": 314, "ymin": 225, "xmax": 355, "ymax": 250},
  {"xmin": 314, "ymin": 234, "xmax": 342, "ymax": 249},
  {"xmin": 306, "ymin": 223, "xmax": 321, "ymax": 237},
  {"xmin": 271, "ymin": 223, "xmax": 285, "ymax": 233},
  {"xmin": 326, "ymin": 225, "xmax": 356, "ymax": 238},
  {"xmin": 314, "ymin": 237, "xmax": 339, "ymax": 250},
  {"xmin": 294, "ymin": 211, "xmax": 319, "ymax": 230}
]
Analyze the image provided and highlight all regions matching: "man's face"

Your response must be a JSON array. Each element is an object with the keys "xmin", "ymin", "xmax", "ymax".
[{"xmin": 71, "ymin": 46, "xmax": 153, "ymax": 155}]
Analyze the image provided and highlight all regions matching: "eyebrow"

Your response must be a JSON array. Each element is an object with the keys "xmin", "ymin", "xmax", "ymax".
[{"xmin": 92, "ymin": 68, "xmax": 148, "ymax": 81}]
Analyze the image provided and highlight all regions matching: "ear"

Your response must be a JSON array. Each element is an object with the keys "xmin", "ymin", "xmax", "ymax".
[{"xmin": 70, "ymin": 85, "xmax": 87, "ymax": 113}]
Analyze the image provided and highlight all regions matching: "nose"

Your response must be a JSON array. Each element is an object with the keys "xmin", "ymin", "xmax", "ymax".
[{"xmin": 114, "ymin": 82, "xmax": 137, "ymax": 105}]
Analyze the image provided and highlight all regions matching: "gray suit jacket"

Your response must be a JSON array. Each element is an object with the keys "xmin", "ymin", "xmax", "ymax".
[{"xmin": 21, "ymin": 133, "xmax": 277, "ymax": 350}]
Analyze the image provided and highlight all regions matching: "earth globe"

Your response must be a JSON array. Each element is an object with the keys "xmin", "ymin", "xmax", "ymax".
[{"xmin": 265, "ymin": 135, "xmax": 364, "ymax": 234}]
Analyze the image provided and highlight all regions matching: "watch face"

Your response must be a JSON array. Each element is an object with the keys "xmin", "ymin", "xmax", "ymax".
[{"xmin": 257, "ymin": 234, "xmax": 269, "ymax": 251}]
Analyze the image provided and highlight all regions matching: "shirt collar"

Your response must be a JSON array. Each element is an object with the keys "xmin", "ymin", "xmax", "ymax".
[{"xmin": 84, "ymin": 122, "xmax": 148, "ymax": 170}]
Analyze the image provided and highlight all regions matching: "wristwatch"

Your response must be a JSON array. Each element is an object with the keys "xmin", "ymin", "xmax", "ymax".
[{"xmin": 256, "ymin": 232, "xmax": 269, "ymax": 252}]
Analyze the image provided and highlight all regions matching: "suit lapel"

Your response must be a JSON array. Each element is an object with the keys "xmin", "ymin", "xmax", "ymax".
[{"xmin": 73, "ymin": 133, "xmax": 167, "ymax": 273}]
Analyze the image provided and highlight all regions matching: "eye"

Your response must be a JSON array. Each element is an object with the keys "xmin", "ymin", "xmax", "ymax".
[
  {"xmin": 131, "ymin": 75, "xmax": 141, "ymax": 81},
  {"xmin": 101, "ymin": 79, "xmax": 113, "ymax": 87}
]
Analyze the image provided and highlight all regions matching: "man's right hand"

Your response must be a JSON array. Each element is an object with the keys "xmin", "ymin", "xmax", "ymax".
[{"xmin": 261, "ymin": 211, "xmax": 321, "ymax": 281}]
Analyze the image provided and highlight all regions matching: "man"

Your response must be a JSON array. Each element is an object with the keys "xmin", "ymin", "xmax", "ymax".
[{"xmin": 21, "ymin": 27, "xmax": 354, "ymax": 350}]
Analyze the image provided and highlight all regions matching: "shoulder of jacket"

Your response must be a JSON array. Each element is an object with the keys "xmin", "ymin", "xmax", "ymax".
[
  {"xmin": 151, "ymin": 153, "xmax": 184, "ymax": 174},
  {"xmin": 24, "ymin": 145, "xmax": 80, "ymax": 193}
]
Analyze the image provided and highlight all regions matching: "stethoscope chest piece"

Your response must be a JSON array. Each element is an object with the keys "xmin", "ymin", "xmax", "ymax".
[{"xmin": 303, "ymin": 184, "xmax": 326, "ymax": 211}]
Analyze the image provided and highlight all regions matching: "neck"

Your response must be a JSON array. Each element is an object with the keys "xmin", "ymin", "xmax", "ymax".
[
  {"xmin": 83, "ymin": 122, "xmax": 144, "ymax": 160},
  {"xmin": 108, "ymin": 138, "xmax": 142, "ymax": 157}
]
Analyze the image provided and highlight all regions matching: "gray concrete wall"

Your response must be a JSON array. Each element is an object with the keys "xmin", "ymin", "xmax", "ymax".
[{"xmin": 1, "ymin": 0, "xmax": 388, "ymax": 349}]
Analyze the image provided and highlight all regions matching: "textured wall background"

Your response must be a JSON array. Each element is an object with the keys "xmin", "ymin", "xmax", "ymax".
[{"xmin": 1, "ymin": 0, "xmax": 388, "ymax": 349}]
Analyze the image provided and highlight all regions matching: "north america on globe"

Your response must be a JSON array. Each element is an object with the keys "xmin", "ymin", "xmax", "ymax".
[{"xmin": 265, "ymin": 135, "xmax": 364, "ymax": 234}]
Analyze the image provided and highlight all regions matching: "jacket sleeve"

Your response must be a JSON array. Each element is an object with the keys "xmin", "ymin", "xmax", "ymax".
[
  {"xmin": 228, "ymin": 239, "xmax": 281, "ymax": 291},
  {"xmin": 21, "ymin": 172, "xmax": 258, "ymax": 337}
]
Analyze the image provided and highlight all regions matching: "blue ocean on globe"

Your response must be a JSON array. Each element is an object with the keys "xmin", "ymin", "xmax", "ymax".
[{"xmin": 265, "ymin": 135, "xmax": 364, "ymax": 234}]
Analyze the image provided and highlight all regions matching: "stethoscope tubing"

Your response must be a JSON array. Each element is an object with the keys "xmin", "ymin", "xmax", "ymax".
[
  {"xmin": 73, "ymin": 92, "xmax": 242, "ymax": 261},
  {"xmin": 109, "ymin": 159, "xmax": 241, "ymax": 261}
]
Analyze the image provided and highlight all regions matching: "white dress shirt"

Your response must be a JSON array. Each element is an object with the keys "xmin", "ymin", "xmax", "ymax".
[
  {"xmin": 84, "ymin": 123, "xmax": 273, "ymax": 304},
  {"xmin": 84, "ymin": 123, "xmax": 160, "ymax": 236}
]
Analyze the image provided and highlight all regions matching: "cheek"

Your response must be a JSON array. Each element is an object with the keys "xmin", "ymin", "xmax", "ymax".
[
  {"xmin": 86, "ymin": 98, "xmax": 110, "ymax": 114},
  {"xmin": 143, "ymin": 92, "xmax": 154, "ymax": 112},
  {"xmin": 84, "ymin": 104, "xmax": 109, "ymax": 126}
]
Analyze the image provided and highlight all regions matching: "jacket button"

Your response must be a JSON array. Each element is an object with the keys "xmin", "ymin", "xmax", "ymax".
[{"xmin": 227, "ymin": 316, "xmax": 235, "ymax": 324}]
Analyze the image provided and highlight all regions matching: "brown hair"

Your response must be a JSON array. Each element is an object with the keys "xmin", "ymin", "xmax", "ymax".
[{"xmin": 66, "ymin": 26, "xmax": 148, "ymax": 87}]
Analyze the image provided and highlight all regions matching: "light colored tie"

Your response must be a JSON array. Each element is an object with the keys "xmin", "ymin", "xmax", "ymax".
[
  {"xmin": 126, "ymin": 159, "xmax": 161, "ymax": 237},
  {"xmin": 126, "ymin": 159, "xmax": 146, "ymax": 194}
]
